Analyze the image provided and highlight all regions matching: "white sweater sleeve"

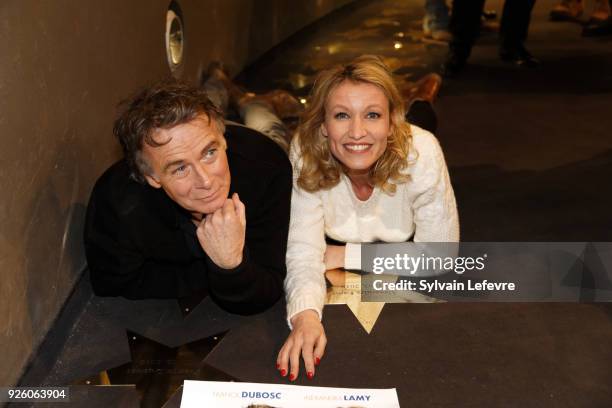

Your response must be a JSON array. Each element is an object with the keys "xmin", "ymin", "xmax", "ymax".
[
  {"xmin": 284, "ymin": 143, "xmax": 327, "ymax": 327},
  {"xmin": 410, "ymin": 129, "xmax": 460, "ymax": 243}
]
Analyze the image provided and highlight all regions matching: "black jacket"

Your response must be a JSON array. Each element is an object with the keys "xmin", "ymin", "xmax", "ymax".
[{"xmin": 84, "ymin": 124, "xmax": 291, "ymax": 315}]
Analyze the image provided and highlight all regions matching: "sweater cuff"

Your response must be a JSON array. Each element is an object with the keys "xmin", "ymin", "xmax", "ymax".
[
  {"xmin": 344, "ymin": 243, "xmax": 362, "ymax": 270},
  {"xmin": 206, "ymin": 247, "xmax": 250, "ymax": 275},
  {"xmin": 286, "ymin": 299, "xmax": 323, "ymax": 330}
]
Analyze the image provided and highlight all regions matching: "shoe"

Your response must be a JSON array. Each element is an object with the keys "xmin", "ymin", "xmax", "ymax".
[
  {"xmin": 441, "ymin": 50, "xmax": 467, "ymax": 77},
  {"xmin": 499, "ymin": 46, "xmax": 540, "ymax": 68},
  {"xmin": 549, "ymin": 0, "xmax": 583, "ymax": 21},
  {"xmin": 239, "ymin": 89, "xmax": 303, "ymax": 120},
  {"xmin": 582, "ymin": 17, "xmax": 612, "ymax": 36},
  {"xmin": 402, "ymin": 73, "xmax": 442, "ymax": 106},
  {"xmin": 263, "ymin": 90, "xmax": 303, "ymax": 119}
]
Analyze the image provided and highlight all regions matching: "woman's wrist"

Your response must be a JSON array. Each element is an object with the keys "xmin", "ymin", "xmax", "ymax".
[
  {"xmin": 324, "ymin": 245, "xmax": 346, "ymax": 270},
  {"xmin": 290, "ymin": 309, "xmax": 319, "ymax": 327}
]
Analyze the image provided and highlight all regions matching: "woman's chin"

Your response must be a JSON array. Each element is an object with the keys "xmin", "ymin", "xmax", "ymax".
[{"xmin": 341, "ymin": 159, "xmax": 376, "ymax": 173}]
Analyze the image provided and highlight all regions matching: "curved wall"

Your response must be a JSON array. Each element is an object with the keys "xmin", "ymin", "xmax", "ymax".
[{"xmin": 0, "ymin": 0, "xmax": 353, "ymax": 386}]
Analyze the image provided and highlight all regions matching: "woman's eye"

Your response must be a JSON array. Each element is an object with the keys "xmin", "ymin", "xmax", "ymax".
[
  {"xmin": 334, "ymin": 112, "xmax": 349, "ymax": 120},
  {"xmin": 366, "ymin": 112, "xmax": 381, "ymax": 119}
]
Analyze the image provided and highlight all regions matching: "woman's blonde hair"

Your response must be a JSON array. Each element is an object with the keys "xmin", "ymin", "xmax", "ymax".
[{"xmin": 295, "ymin": 55, "xmax": 412, "ymax": 194}]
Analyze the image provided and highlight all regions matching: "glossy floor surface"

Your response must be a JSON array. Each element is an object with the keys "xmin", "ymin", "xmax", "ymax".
[{"xmin": 17, "ymin": 0, "xmax": 612, "ymax": 407}]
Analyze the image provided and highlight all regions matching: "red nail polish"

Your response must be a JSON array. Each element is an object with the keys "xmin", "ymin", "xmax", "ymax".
[
  {"xmin": 276, "ymin": 363, "xmax": 280, "ymax": 369},
  {"xmin": 280, "ymin": 369, "xmax": 286, "ymax": 377},
  {"xmin": 307, "ymin": 371, "xmax": 314, "ymax": 380},
  {"xmin": 315, "ymin": 357, "xmax": 321, "ymax": 366},
  {"xmin": 289, "ymin": 374, "xmax": 296, "ymax": 381}
]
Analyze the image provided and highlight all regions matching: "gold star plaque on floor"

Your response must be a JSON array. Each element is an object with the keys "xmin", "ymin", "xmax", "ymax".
[{"xmin": 325, "ymin": 270, "xmax": 442, "ymax": 334}]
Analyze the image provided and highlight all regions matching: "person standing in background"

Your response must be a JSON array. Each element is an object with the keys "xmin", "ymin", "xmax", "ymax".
[
  {"xmin": 423, "ymin": 0, "xmax": 452, "ymax": 41},
  {"xmin": 442, "ymin": 0, "xmax": 538, "ymax": 76}
]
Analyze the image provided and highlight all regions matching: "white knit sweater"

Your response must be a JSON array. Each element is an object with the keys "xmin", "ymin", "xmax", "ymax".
[{"xmin": 285, "ymin": 125, "xmax": 460, "ymax": 323}]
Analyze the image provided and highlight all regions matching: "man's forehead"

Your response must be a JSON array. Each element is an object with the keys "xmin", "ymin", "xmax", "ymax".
[{"xmin": 149, "ymin": 115, "xmax": 224, "ymax": 147}]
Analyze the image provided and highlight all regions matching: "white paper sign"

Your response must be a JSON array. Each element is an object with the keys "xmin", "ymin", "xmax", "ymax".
[{"xmin": 180, "ymin": 380, "xmax": 400, "ymax": 408}]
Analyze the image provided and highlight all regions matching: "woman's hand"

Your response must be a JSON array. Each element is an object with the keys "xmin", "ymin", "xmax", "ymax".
[
  {"xmin": 325, "ymin": 268, "xmax": 346, "ymax": 287},
  {"xmin": 277, "ymin": 310, "xmax": 327, "ymax": 381},
  {"xmin": 324, "ymin": 245, "xmax": 345, "ymax": 270}
]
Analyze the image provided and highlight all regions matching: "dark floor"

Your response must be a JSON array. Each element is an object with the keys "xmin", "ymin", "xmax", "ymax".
[{"xmin": 17, "ymin": 0, "xmax": 612, "ymax": 407}]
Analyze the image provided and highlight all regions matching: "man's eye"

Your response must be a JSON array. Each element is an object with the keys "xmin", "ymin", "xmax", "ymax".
[
  {"xmin": 334, "ymin": 112, "xmax": 349, "ymax": 120},
  {"xmin": 366, "ymin": 112, "xmax": 381, "ymax": 119},
  {"xmin": 173, "ymin": 165, "xmax": 187, "ymax": 175},
  {"xmin": 204, "ymin": 148, "xmax": 218, "ymax": 159}
]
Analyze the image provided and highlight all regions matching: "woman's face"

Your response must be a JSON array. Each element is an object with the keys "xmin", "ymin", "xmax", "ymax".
[{"xmin": 321, "ymin": 80, "xmax": 391, "ymax": 175}]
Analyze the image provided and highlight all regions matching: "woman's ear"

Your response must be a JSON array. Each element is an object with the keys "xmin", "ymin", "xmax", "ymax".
[
  {"xmin": 320, "ymin": 122, "xmax": 328, "ymax": 137},
  {"xmin": 388, "ymin": 113, "xmax": 398, "ymax": 138}
]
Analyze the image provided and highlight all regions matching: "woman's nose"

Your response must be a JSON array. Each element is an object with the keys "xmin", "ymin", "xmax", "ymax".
[{"xmin": 349, "ymin": 117, "xmax": 367, "ymax": 139}]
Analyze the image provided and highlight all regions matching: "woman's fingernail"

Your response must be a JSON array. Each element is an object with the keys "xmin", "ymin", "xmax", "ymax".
[
  {"xmin": 315, "ymin": 357, "xmax": 321, "ymax": 366},
  {"xmin": 280, "ymin": 369, "xmax": 286, "ymax": 377},
  {"xmin": 307, "ymin": 371, "xmax": 314, "ymax": 380},
  {"xmin": 276, "ymin": 363, "xmax": 280, "ymax": 369},
  {"xmin": 289, "ymin": 374, "xmax": 296, "ymax": 381}
]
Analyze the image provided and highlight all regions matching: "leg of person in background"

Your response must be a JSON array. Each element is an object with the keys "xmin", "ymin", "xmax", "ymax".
[
  {"xmin": 238, "ymin": 99, "xmax": 292, "ymax": 153},
  {"xmin": 423, "ymin": 0, "xmax": 452, "ymax": 42},
  {"xmin": 203, "ymin": 63, "xmax": 301, "ymax": 152},
  {"xmin": 499, "ymin": 0, "xmax": 539, "ymax": 67},
  {"xmin": 583, "ymin": 0, "xmax": 612, "ymax": 35},
  {"xmin": 442, "ymin": 0, "xmax": 486, "ymax": 77},
  {"xmin": 549, "ymin": 0, "xmax": 583, "ymax": 21}
]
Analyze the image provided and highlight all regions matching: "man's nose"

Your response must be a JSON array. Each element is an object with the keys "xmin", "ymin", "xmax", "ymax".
[
  {"xmin": 349, "ymin": 117, "xmax": 367, "ymax": 139},
  {"xmin": 193, "ymin": 163, "xmax": 213, "ymax": 189}
]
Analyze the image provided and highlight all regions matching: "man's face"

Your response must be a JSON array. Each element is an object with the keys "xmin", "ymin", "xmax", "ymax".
[{"xmin": 142, "ymin": 115, "xmax": 230, "ymax": 219}]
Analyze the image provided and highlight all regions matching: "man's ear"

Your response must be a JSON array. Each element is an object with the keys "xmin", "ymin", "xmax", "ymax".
[{"xmin": 144, "ymin": 173, "xmax": 162, "ymax": 189}]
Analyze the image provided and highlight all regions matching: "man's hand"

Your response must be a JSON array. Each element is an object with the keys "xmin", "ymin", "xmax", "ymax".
[
  {"xmin": 196, "ymin": 193, "xmax": 246, "ymax": 269},
  {"xmin": 277, "ymin": 310, "xmax": 326, "ymax": 381},
  {"xmin": 323, "ymin": 244, "xmax": 345, "ymax": 270}
]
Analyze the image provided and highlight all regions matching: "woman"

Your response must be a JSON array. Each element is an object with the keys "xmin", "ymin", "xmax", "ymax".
[{"xmin": 277, "ymin": 55, "xmax": 459, "ymax": 381}]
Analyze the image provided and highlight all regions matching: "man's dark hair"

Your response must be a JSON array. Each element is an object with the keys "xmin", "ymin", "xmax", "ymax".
[{"xmin": 113, "ymin": 79, "xmax": 225, "ymax": 183}]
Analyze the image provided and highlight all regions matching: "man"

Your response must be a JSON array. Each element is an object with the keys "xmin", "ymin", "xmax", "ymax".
[{"xmin": 84, "ymin": 81, "xmax": 291, "ymax": 315}]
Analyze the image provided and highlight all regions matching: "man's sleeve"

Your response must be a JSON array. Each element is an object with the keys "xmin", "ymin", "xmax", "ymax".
[
  {"xmin": 205, "ymin": 162, "xmax": 291, "ymax": 315},
  {"xmin": 84, "ymin": 184, "xmax": 207, "ymax": 299}
]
